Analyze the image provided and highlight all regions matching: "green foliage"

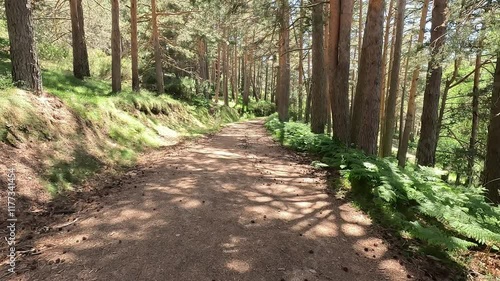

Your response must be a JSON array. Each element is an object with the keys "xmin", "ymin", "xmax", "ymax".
[
  {"xmin": 265, "ymin": 115, "xmax": 500, "ymax": 255},
  {"xmin": 248, "ymin": 100, "xmax": 276, "ymax": 117}
]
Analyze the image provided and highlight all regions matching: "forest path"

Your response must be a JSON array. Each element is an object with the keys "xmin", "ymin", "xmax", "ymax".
[{"xmin": 15, "ymin": 120, "xmax": 421, "ymax": 281}]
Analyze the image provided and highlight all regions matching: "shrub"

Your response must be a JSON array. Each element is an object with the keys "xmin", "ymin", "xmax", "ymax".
[{"xmin": 265, "ymin": 114, "xmax": 500, "ymax": 254}]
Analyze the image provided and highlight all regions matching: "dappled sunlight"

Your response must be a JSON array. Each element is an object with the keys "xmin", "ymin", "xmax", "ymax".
[
  {"xmin": 226, "ymin": 259, "xmax": 251, "ymax": 273},
  {"xmin": 16, "ymin": 121, "xmax": 423, "ymax": 281},
  {"xmin": 341, "ymin": 223, "xmax": 366, "ymax": 237}
]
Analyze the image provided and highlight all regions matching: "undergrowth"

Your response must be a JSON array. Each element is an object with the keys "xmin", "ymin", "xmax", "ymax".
[
  {"xmin": 1, "ymin": 69, "xmax": 239, "ymax": 195},
  {"xmin": 265, "ymin": 114, "xmax": 500, "ymax": 262}
]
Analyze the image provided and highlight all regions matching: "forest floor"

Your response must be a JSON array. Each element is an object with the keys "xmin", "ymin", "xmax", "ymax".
[{"xmin": 2, "ymin": 120, "xmax": 455, "ymax": 281}]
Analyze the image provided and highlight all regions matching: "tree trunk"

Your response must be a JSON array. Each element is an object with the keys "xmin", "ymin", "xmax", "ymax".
[
  {"xmin": 398, "ymin": 39, "xmax": 412, "ymax": 148},
  {"xmin": 131, "ymin": 0, "xmax": 139, "ymax": 91},
  {"xmin": 330, "ymin": 0, "xmax": 353, "ymax": 144},
  {"xmin": 277, "ymin": 0, "xmax": 291, "ymax": 122},
  {"xmin": 243, "ymin": 51, "xmax": 250, "ymax": 111},
  {"xmin": 152, "ymin": 0, "xmax": 164, "ymax": 94},
  {"xmin": 70, "ymin": 0, "xmax": 90, "ymax": 79},
  {"xmin": 111, "ymin": 0, "xmax": 121, "ymax": 93},
  {"xmin": 381, "ymin": 0, "xmax": 405, "ymax": 157},
  {"xmin": 379, "ymin": 0, "xmax": 395, "ymax": 150},
  {"xmin": 467, "ymin": 51, "xmax": 482, "ymax": 186},
  {"xmin": 223, "ymin": 30, "xmax": 229, "ymax": 106},
  {"xmin": 351, "ymin": 0, "xmax": 385, "ymax": 155},
  {"xmin": 297, "ymin": 0, "xmax": 305, "ymax": 120},
  {"xmin": 484, "ymin": 52, "xmax": 500, "ymax": 204},
  {"xmin": 5, "ymin": 0, "xmax": 43, "ymax": 93},
  {"xmin": 397, "ymin": 0, "xmax": 430, "ymax": 167},
  {"xmin": 311, "ymin": 0, "xmax": 327, "ymax": 133},
  {"xmin": 416, "ymin": 0, "xmax": 447, "ymax": 166},
  {"xmin": 215, "ymin": 43, "xmax": 221, "ymax": 103}
]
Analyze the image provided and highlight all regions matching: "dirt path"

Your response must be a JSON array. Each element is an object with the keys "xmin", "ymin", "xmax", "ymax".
[{"xmin": 10, "ymin": 120, "xmax": 424, "ymax": 281}]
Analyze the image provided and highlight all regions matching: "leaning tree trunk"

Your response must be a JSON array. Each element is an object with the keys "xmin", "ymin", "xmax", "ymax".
[
  {"xmin": 277, "ymin": 0, "xmax": 291, "ymax": 122},
  {"xmin": 416, "ymin": 0, "xmax": 447, "ymax": 166},
  {"xmin": 484, "ymin": 53, "xmax": 500, "ymax": 204},
  {"xmin": 397, "ymin": 0, "xmax": 429, "ymax": 167},
  {"xmin": 152, "ymin": 0, "xmax": 164, "ymax": 94},
  {"xmin": 381, "ymin": 0, "xmax": 406, "ymax": 157},
  {"xmin": 70, "ymin": 0, "xmax": 90, "ymax": 79},
  {"xmin": 111, "ymin": 0, "xmax": 121, "ymax": 92},
  {"xmin": 131, "ymin": 0, "xmax": 139, "ymax": 91},
  {"xmin": 310, "ymin": 0, "xmax": 327, "ymax": 133},
  {"xmin": 351, "ymin": 0, "xmax": 385, "ymax": 155},
  {"xmin": 5, "ymin": 0, "xmax": 43, "ymax": 93}
]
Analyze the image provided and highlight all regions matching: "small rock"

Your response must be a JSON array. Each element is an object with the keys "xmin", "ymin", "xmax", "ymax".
[
  {"xmin": 342, "ymin": 266, "xmax": 349, "ymax": 272},
  {"xmin": 308, "ymin": 250, "xmax": 314, "ymax": 254}
]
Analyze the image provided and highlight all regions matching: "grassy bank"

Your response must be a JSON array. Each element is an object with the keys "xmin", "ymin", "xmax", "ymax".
[
  {"xmin": 0, "ymin": 69, "xmax": 239, "ymax": 196},
  {"xmin": 265, "ymin": 114, "xmax": 500, "ymax": 277}
]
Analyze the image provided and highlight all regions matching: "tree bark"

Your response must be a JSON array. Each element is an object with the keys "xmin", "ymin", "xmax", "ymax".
[
  {"xmin": 131, "ymin": 0, "xmax": 139, "ymax": 91},
  {"xmin": 5, "ymin": 0, "xmax": 43, "ymax": 93},
  {"xmin": 379, "ymin": 0, "xmax": 395, "ymax": 150},
  {"xmin": 398, "ymin": 39, "xmax": 412, "ymax": 148},
  {"xmin": 381, "ymin": 0, "xmax": 405, "ymax": 157},
  {"xmin": 484, "ymin": 53, "xmax": 500, "ymax": 204},
  {"xmin": 111, "ymin": 0, "xmax": 121, "ymax": 92},
  {"xmin": 70, "ymin": 0, "xmax": 90, "ymax": 79},
  {"xmin": 296, "ymin": 0, "xmax": 305, "ymax": 120},
  {"xmin": 277, "ymin": 0, "xmax": 291, "ymax": 122},
  {"xmin": 397, "ymin": 0, "xmax": 430, "ymax": 167},
  {"xmin": 152, "ymin": 0, "xmax": 164, "ymax": 94},
  {"xmin": 311, "ymin": 0, "xmax": 327, "ymax": 133},
  {"xmin": 330, "ymin": 0, "xmax": 353, "ymax": 144},
  {"xmin": 351, "ymin": 0, "xmax": 385, "ymax": 155},
  {"xmin": 416, "ymin": 0, "xmax": 447, "ymax": 166}
]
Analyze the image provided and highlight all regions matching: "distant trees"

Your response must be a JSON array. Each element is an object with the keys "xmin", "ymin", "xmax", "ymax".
[
  {"xmin": 111, "ymin": 0, "xmax": 121, "ymax": 93},
  {"xmin": 397, "ymin": 0, "xmax": 430, "ymax": 167},
  {"xmin": 69, "ymin": 0, "xmax": 90, "ymax": 79},
  {"xmin": 4, "ymin": 0, "xmax": 43, "ymax": 93},
  {"xmin": 380, "ymin": 0, "xmax": 406, "ymax": 157},
  {"xmin": 416, "ymin": 0, "xmax": 448, "ymax": 166}
]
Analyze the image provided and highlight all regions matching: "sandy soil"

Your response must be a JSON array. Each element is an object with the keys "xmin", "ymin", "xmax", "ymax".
[{"xmin": 3, "ymin": 120, "xmax": 435, "ymax": 281}]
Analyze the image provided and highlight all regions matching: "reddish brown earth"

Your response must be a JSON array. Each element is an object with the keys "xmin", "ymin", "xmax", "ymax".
[{"xmin": 2, "ymin": 120, "xmax": 447, "ymax": 280}]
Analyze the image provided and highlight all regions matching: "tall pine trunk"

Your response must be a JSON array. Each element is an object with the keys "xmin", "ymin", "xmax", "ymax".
[
  {"xmin": 484, "ymin": 53, "xmax": 500, "ymax": 204},
  {"xmin": 5, "ymin": 0, "xmax": 43, "ymax": 93},
  {"xmin": 111, "ymin": 0, "xmax": 121, "ymax": 92},
  {"xmin": 152, "ymin": 0, "xmax": 164, "ymax": 94},
  {"xmin": 311, "ymin": 0, "xmax": 327, "ymax": 133},
  {"xmin": 379, "ymin": 0, "xmax": 395, "ymax": 149},
  {"xmin": 416, "ymin": 0, "xmax": 447, "ymax": 166},
  {"xmin": 131, "ymin": 0, "xmax": 139, "ymax": 91},
  {"xmin": 330, "ymin": 0, "xmax": 353, "ymax": 145},
  {"xmin": 397, "ymin": 0, "xmax": 430, "ymax": 167},
  {"xmin": 277, "ymin": 0, "xmax": 290, "ymax": 122},
  {"xmin": 297, "ymin": 0, "xmax": 305, "ymax": 120},
  {"xmin": 70, "ymin": 0, "xmax": 90, "ymax": 79},
  {"xmin": 381, "ymin": 0, "xmax": 405, "ymax": 157},
  {"xmin": 351, "ymin": 0, "xmax": 385, "ymax": 155}
]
